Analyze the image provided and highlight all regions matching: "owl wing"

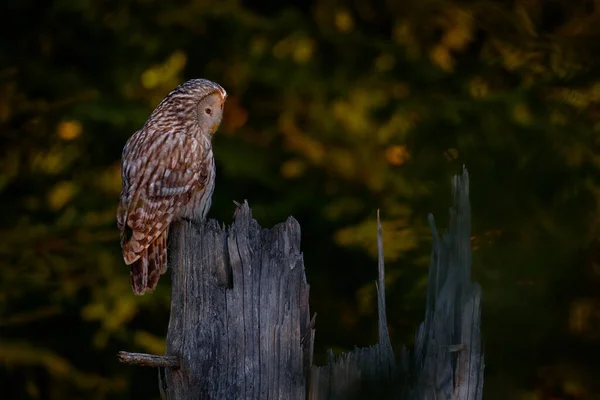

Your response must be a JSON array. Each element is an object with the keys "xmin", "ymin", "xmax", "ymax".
[{"xmin": 117, "ymin": 129, "xmax": 209, "ymax": 265}]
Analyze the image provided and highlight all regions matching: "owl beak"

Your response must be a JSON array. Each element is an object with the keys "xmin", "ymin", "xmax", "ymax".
[
  {"xmin": 211, "ymin": 90, "xmax": 226, "ymax": 134},
  {"xmin": 209, "ymin": 123, "xmax": 220, "ymax": 134}
]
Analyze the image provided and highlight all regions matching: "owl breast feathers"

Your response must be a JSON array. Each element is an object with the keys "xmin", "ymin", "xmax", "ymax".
[{"xmin": 117, "ymin": 79, "xmax": 227, "ymax": 295}]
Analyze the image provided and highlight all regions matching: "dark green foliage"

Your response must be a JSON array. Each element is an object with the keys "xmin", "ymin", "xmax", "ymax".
[{"xmin": 1, "ymin": 0, "xmax": 600, "ymax": 398}]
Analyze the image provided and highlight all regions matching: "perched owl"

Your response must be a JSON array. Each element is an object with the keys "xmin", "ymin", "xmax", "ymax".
[{"xmin": 117, "ymin": 79, "xmax": 227, "ymax": 295}]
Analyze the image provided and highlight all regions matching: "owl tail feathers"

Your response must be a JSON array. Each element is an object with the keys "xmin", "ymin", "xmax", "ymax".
[{"xmin": 130, "ymin": 230, "xmax": 168, "ymax": 296}]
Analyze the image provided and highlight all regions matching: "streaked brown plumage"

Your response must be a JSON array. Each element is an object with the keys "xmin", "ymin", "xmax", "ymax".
[{"xmin": 117, "ymin": 79, "xmax": 227, "ymax": 295}]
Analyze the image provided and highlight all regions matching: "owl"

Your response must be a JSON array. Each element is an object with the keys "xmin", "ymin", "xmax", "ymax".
[{"xmin": 117, "ymin": 79, "xmax": 227, "ymax": 295}]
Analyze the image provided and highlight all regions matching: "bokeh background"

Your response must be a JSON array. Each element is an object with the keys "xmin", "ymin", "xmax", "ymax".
[{"xmin": 2, "ymin": 0, "xmax": 600, "ymax": 399}]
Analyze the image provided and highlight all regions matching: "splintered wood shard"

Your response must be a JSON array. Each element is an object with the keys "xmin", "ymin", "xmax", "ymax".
[
  {"xmin": 309, "ymin": 167, "xmax": 483, "ymax": 400},
  {"xmin": 308, "ymin": 212, "xmax": 398, "ymax": 400},
  {"xmin": 403, "ymin": 166, "xmax": 484, "ymax": 399}
]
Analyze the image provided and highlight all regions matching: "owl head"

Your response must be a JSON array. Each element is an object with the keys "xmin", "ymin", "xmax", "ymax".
[
  {"xmin": 148, "ymin": 78, "xmax": 227, "ymax": 137},
  {"xmin": 191, "ymin": 81, "xmax": 227, "ymax": 136}
]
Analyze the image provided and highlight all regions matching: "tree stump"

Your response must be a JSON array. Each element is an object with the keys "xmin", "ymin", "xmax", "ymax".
[{"xmin": 118, "ymin": 167, "xmax": 484, "ymax": 400}]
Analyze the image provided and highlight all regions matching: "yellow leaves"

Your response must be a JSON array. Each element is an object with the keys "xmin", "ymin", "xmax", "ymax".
[
  {"xmin": 430, "ymin": 7, "xmax": 474, "ymax": 72},
  {"xmin": 0, "ymin": 306, "xmax": 60, "ymax": 327},
  {"xmin": 441, "ymin": 9, "xmax": 473, "ymax": 51},
  {"xmin": 469, "ymin": 77, "xmax": 489, "ymax": 99},
  {"xmin": 250, "ymin": 36, "xmax": 268, "ymax": 57},
  {"xmin": 491, "ymin": 38, "xmax": 577, "ymax": 79},
  {"xmin": 323, "ymin": 198, "xmax": 363, "ymax": 221},
  {"xmin": 334, "ymin": 9, "xmax": 354, "ymax": 32},
  {"xmin": 332, "ymin": 100, "xmax": 370, "ymax": 136},
  {"xmin": 137, "ymin": 50, "xmax": 190, "ymax": 106},
  {"xmin": 374, "ymin": 53, "xmax": 395, "ymax": 72},
  {"xmin": 134, "ymin": 331, "xmax": 166, "ymax": 354},
  {"xmin": 515, "ymin": 4, "xmax": 537, "ymax": 37},
  {"xmin": 385, "ymin": 145, "xmax": 410, "ymax": 166},
  {"xmin": 430, "ymin": 46, "xmax": 454, "ymax": 72},
  {"xmin": 556, "ymin": 89, "xmax": 590, "ymax": 108},
  {"xmin": 444, "ymin": 148, "xmax": 459, "ymax": 161},
  {"xmin": 280, "ymin": 159, "xmax": 306, "ymax": 179},
  {"xmin": 332, "ymin": 87, "xmax": 388, "ymax": 138},
  {"xmin": 392, "ymin": 83, "xmax": 410, "ymax": 99},
  {"xmin": 281, "ymin": 107, "xmax": 390, "ymax": 185},
  {"xmin": 335, "ymin": 218, "xmax": 418, "ymax": 261},
  {"xmin": 141, "ymin": 50, "xmax": 187, "ymax": 90},
  {"xmin": 443, "ymin": 27, "xmax": 470, "ymax": 51},
  {"xmin": 512, "ymin": 103, "xmax": 532, "ymax": 125},
  {"xmin": 34, "ymin": 149, "xmax": 63, "ymax": 174},
  {"xmin": 491, "ymin": 40, "xmax": 535, "ymax": 72},
  {"xmin": 550, "ymin": 84, "xmax": 600, "ymax": 109},
  {"xmin": 280, "ymin": 87, "xmax": 418, "ymax": 188},
  {"xmin": 550, "ymin": 110, "xmax": 567, "ymax": 126},
  {"xmin": 81, "ymin": 302, "xmax": 104, "ymax": 322},
  {"xmin": 106, "ymin": 298, "xmax": 136, "ymax": 331},
  {"xmin": 329, "ymin": 149, "xmax": 357, "ymax": 180},
  {"xmin": 490, "ymin": 34, "xmax": 583, "ymax": 79},
  {"xmin": 31, "ymin": 145, "xmax": 77, "ymax": 175},
  {"xmin": 377, "ymin": 112, "xmax": 418, "ymax": 142},
  {"xmin": 273, "ymin": 35, "xmax": 315, "ymax": 64},
  {"xmin": 569, "ymin": 298, "xmax": 597, "ymax": 335},
  {"xmin": 96, "ymin": 163, "xmax": 122, "ymax": 195},
  {"xmin": 0, "ymin": 341, "xmax": 126, "ymax": 391},
  {"xmin": 549, "ymin": 46, "xmax": 584, "ymax": 79},
  {"xmin": 1, "ymin": 341, "xmax": 71, "ymax": 377},
  {"xmin": 393, "ymin": 22, "xmax": 420, "ymax": 59},
  {"xmin": 279, "ymin": 115, "xmax": 325, "ymax": 164},
  {"xmin": 559, "ymin": 142, "xmax": 588, "ymax": 168},
  {"xmin": 82, "ymin": 209, "xmax": 117, "ymax": 227},
  {"xmin": 47, "ymin": 181, "xmax": 77, "ymax": 211},
  {"xmin": 393, "ymin": 22, "xmax": 412, "ymax": 44},
  {"xmin": 57, "ymin": 120, "xmax": 82, "ymax": 140},
  {"xmin": 293, "ymin": 41, "xmax": 314, "ymax": 64},
  {"xmin": 81, "ymin": 281, "xmax": 138, "ymax": 347}
]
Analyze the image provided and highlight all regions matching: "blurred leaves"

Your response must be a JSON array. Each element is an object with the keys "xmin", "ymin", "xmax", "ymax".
[
  {"xmin": 56, "ymin": 121, "xmax": 82, "ymax": 141},
  {"xmin": 0, "ymin": 341, "xmax": 126, "ymax": 393},
  {"xmin": 1, "ymin": 0, "xmax": 600, "ymax": 399},
  {"xmin": 335, "ymin": 217, "xmax": 418, "ymax": 261}
]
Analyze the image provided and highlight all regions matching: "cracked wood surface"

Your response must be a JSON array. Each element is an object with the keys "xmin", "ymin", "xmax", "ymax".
[{"xmin": 160, "ymin": 202, "xmax": 312, "ymax": 400}]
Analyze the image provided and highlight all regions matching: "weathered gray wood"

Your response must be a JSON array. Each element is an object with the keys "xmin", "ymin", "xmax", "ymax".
[
  {"xmin": 159, "ymin": 201, "xmax": 313, "ymax": 400},
  {"xmin": 118, "ymin": 352, "xmax": 179, "ymax": 368},
  {"xmin": 309, "ymin": 210, "xmax": 397, "ymax": 400},
  {"xmin": 119, "ymin": 167, "xmax": 483, "ymax": 400},
  {"xmin": 402, "ymin": 166, "xmax": 484, "ymax": 399},
  {"xmin": 308, "ymin": 167, "xmax": 483, "ymax": 399}
]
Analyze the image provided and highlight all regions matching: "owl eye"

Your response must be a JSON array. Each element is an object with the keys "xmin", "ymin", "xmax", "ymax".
[{"xmin": 205, "ymin": 108, "xmax": 212, "ymax": 115}]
